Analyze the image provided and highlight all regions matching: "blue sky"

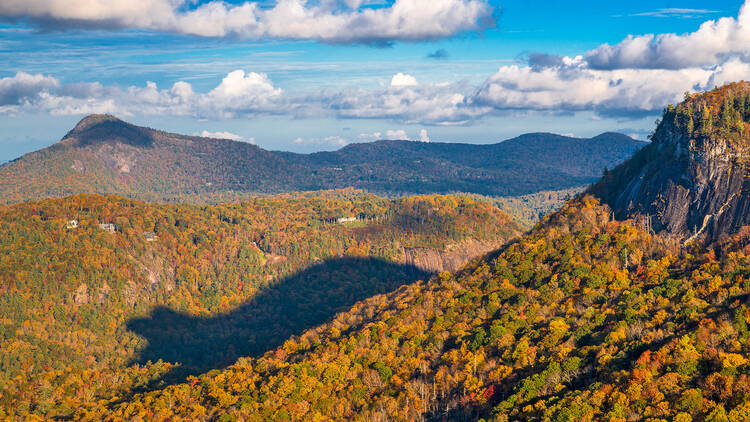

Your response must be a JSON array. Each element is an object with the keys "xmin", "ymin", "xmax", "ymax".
[{"xmin": 0, "ymin": 0, "xmax": 747, "ymax": 161}]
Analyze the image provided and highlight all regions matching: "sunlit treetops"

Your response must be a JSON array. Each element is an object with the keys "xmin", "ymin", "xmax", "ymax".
[{"xmin": 656, "ymin": 81, "xmax": 750, "ymax": 150}]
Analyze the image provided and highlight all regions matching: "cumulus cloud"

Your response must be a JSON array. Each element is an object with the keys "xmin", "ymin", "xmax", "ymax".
[
  {"xmin": 470, "ymin": 2, "xmax": 750, "ymax": 118},
  {"xmin": 357, "ymin": 129, "xmax": 424, "ymax": 141},
  {"xmin": 325, "ymin": 77, "xmax": 480, "ymax": 124},
  {"xmin": 7, "ymin": 58, "xmax": 748, "ymax": 124},
  {"xmin": 198, "ymin": 70, "xmax": 283, "ymax": 118},
  {"xmin": 0, "ymin": 72, "xmax": 58, "ymax": 108},
  {"xmin": 384, "ymin": 129, "xmax": 408, "ymax": 139},
  {"xmin": 200, "ymin": 130, "xmax": 254, "ymax": 143},
  {"xmin": 0, "ymin": 69, "xmax": 480, "ymax": 123},
  {"xmin": 587, "ymin": 1, "xmax": 750, "ymax": 69},
  {"xmin": 390, "ymin": 73, "xmax": 418, "ymax": 87},
  {"xmin": 52, "ymin": 71, "xmax": 282, "ymax": 118},
  {"xmin": 472, "ymin": 59, "xmax": 718, "ymax": 116},
  {"xmin": 0, "ymin": 0, "xmax": 495, "ymax": 43}
]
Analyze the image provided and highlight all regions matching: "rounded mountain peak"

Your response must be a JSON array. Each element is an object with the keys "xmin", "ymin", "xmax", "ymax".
[
  {"xmin": 61, "ymin": 114, "xmax": 153, "ymax": 147},
  {"xmin": 69, "ymin": 114, "xmax": 123, "ymax": 134}
]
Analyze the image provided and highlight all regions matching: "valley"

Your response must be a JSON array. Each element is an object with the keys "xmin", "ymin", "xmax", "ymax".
[{"xmin": 0, "ymin": 191, "xmax": 521, "ymax": 418}]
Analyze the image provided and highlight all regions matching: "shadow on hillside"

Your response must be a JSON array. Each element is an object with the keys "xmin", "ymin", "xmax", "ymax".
[{"xmin": 125, "ymin": 256, "xmax": 430, "ymax": 393}]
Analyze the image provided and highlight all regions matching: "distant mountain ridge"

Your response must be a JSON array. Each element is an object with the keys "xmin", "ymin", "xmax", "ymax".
[{"xmin": 0, "ymin": 114, "xmax": 646, "ymax": 203}]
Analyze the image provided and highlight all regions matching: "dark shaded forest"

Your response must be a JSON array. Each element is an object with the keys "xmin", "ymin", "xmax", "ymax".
[{"xmin": 129, "ymin": 257, "xmax": 429, "ymax": 387}]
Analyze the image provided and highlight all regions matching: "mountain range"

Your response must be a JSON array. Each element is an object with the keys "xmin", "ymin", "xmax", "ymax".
[{"xmin": 0, "ymin": 114, "xmax": 645, "ymax": 204}]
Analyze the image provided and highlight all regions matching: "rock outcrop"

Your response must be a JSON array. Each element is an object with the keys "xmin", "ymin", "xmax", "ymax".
[
  {"xmin": 403, "ymin": 239, "xmax": 503, "ymax": 273},
  {"xmin": 589, "ymin": 82, "xmax": 750, "ymax": 243}
]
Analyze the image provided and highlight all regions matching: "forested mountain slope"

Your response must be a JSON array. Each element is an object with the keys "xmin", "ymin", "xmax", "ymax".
[
  {"xmin": 76, "ymin": 196, "xmax": 750, "ymax": 421},
  {"xmin": 0, "ymin": 114, "xmax": 645, "ymax": 204},
  {"xmin": 0, "ymin": 115, "xmax": 301, "ymax": 204},
  {"xmin": 280, "ymin": 132, "xmax": 643, "ymax": 197},
  {"xmin": 0, "ymin": 191, "xmax": 521, "ymax": 419}
]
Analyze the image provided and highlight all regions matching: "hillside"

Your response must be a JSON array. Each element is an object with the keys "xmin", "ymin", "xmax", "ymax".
[
  {"xmin": 590, "ymin": 82, "xmax": 750, "ymax": 243},
  {"xmin": 0, "ymin": 191, "xmax": 522, "ymax": 419},
  {"xmin": 0, "ymin": 115, "xmax": 302, "ymax": 204},
  {"xmin": 0, "ymin": 115, "xmax": 645, "ymax": 204},
  {"xmin": 75, "ymin": 196, "xmax": 750, "ymax": 421}
]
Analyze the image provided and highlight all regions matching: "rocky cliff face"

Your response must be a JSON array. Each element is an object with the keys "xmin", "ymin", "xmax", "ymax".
[
  {"xmin": 589, "ymin": 82, "xmax": 750, "ymax": 243},
  {"xmin": 402, "ymin": 239, "xmax": 503, "ymax": 273}
]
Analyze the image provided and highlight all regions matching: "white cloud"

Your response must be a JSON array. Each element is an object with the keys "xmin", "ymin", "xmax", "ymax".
[
  {"xmin": 587, "ymin": 1, "xmax": 750, "ymax": 69},
  {"xmin": 470, "ymin": 2, "xmax": 750, "ymax": 117},
  {"xmin": 324, "ymin": 80, "xmax": 479, "ymax": 124},
  {"xmin": 0, "ymin": 0, "xmax": 495, "ymax": 43},
  {"xmin": 7, "ymin": 70, "xmax": 286, "ymax": 119},
  {"xmin": 357, "ymin": 129, "xmax": 420, "ymax": 141},
  {"xmin": 384, "ymin": 129, "xmax": 408, "ymax": 139},
  {"xmin": 705, "ymin": 57, "xmax": 750, "ymax": 87},
  {"xmin": 0, "ymin": 72, "xmax": 59, "ymax": 108},
  {"xmin": 200, "ymin": 130, "xmax": 254, "ymax": 143},
  {"xmin": 293, "ymin": 135, "xmax": 349, "ymax": 147},
  {"xmin": 390, "ymin": 73, "xmax": 418, "ymax": 87},
  {"xmin": 198, "ymin": 70, "xmax": 283, "ymax": 118},
  {"xmin": 419, "ymin": 128, "xmax": 430, "ymax": 142},
  {"xmin": 471, "ymin": 60, "xmax": 717, "ymax": 116}
]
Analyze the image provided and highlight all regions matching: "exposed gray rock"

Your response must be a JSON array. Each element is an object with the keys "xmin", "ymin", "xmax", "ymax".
[
  {"xmin": 589, "ymin": 109, "xmax": 750, "ymax": 244},
  {"xmin": 403, "ymin": 239, "xmax": 503, "ymax": 273}
]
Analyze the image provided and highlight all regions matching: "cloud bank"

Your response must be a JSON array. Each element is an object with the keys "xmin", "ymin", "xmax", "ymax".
[
  {"xmin": 588, "ymin": 2, "xmax": 750, "ymax": 69},
  {"xmin": 294, "ymin": 128, "xmax": 430, "ymax": 148},
  {"xmin": 200, "ymin": 130, "xmax": 255, "ymax": 143},
  {"xmin": 2, "ymin": 60, "xmax": 748, "ymax": 124},
  {"xmin": 0, "ymin": 0, "xmax": 495, "ymax": 43},
  {"xmin": 7, "ymin": 2, "xmax": 750, "ymax": 124},
  {"xmin": 475, "ymin": 1, "xmax": 750, "ymax": 117}
]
